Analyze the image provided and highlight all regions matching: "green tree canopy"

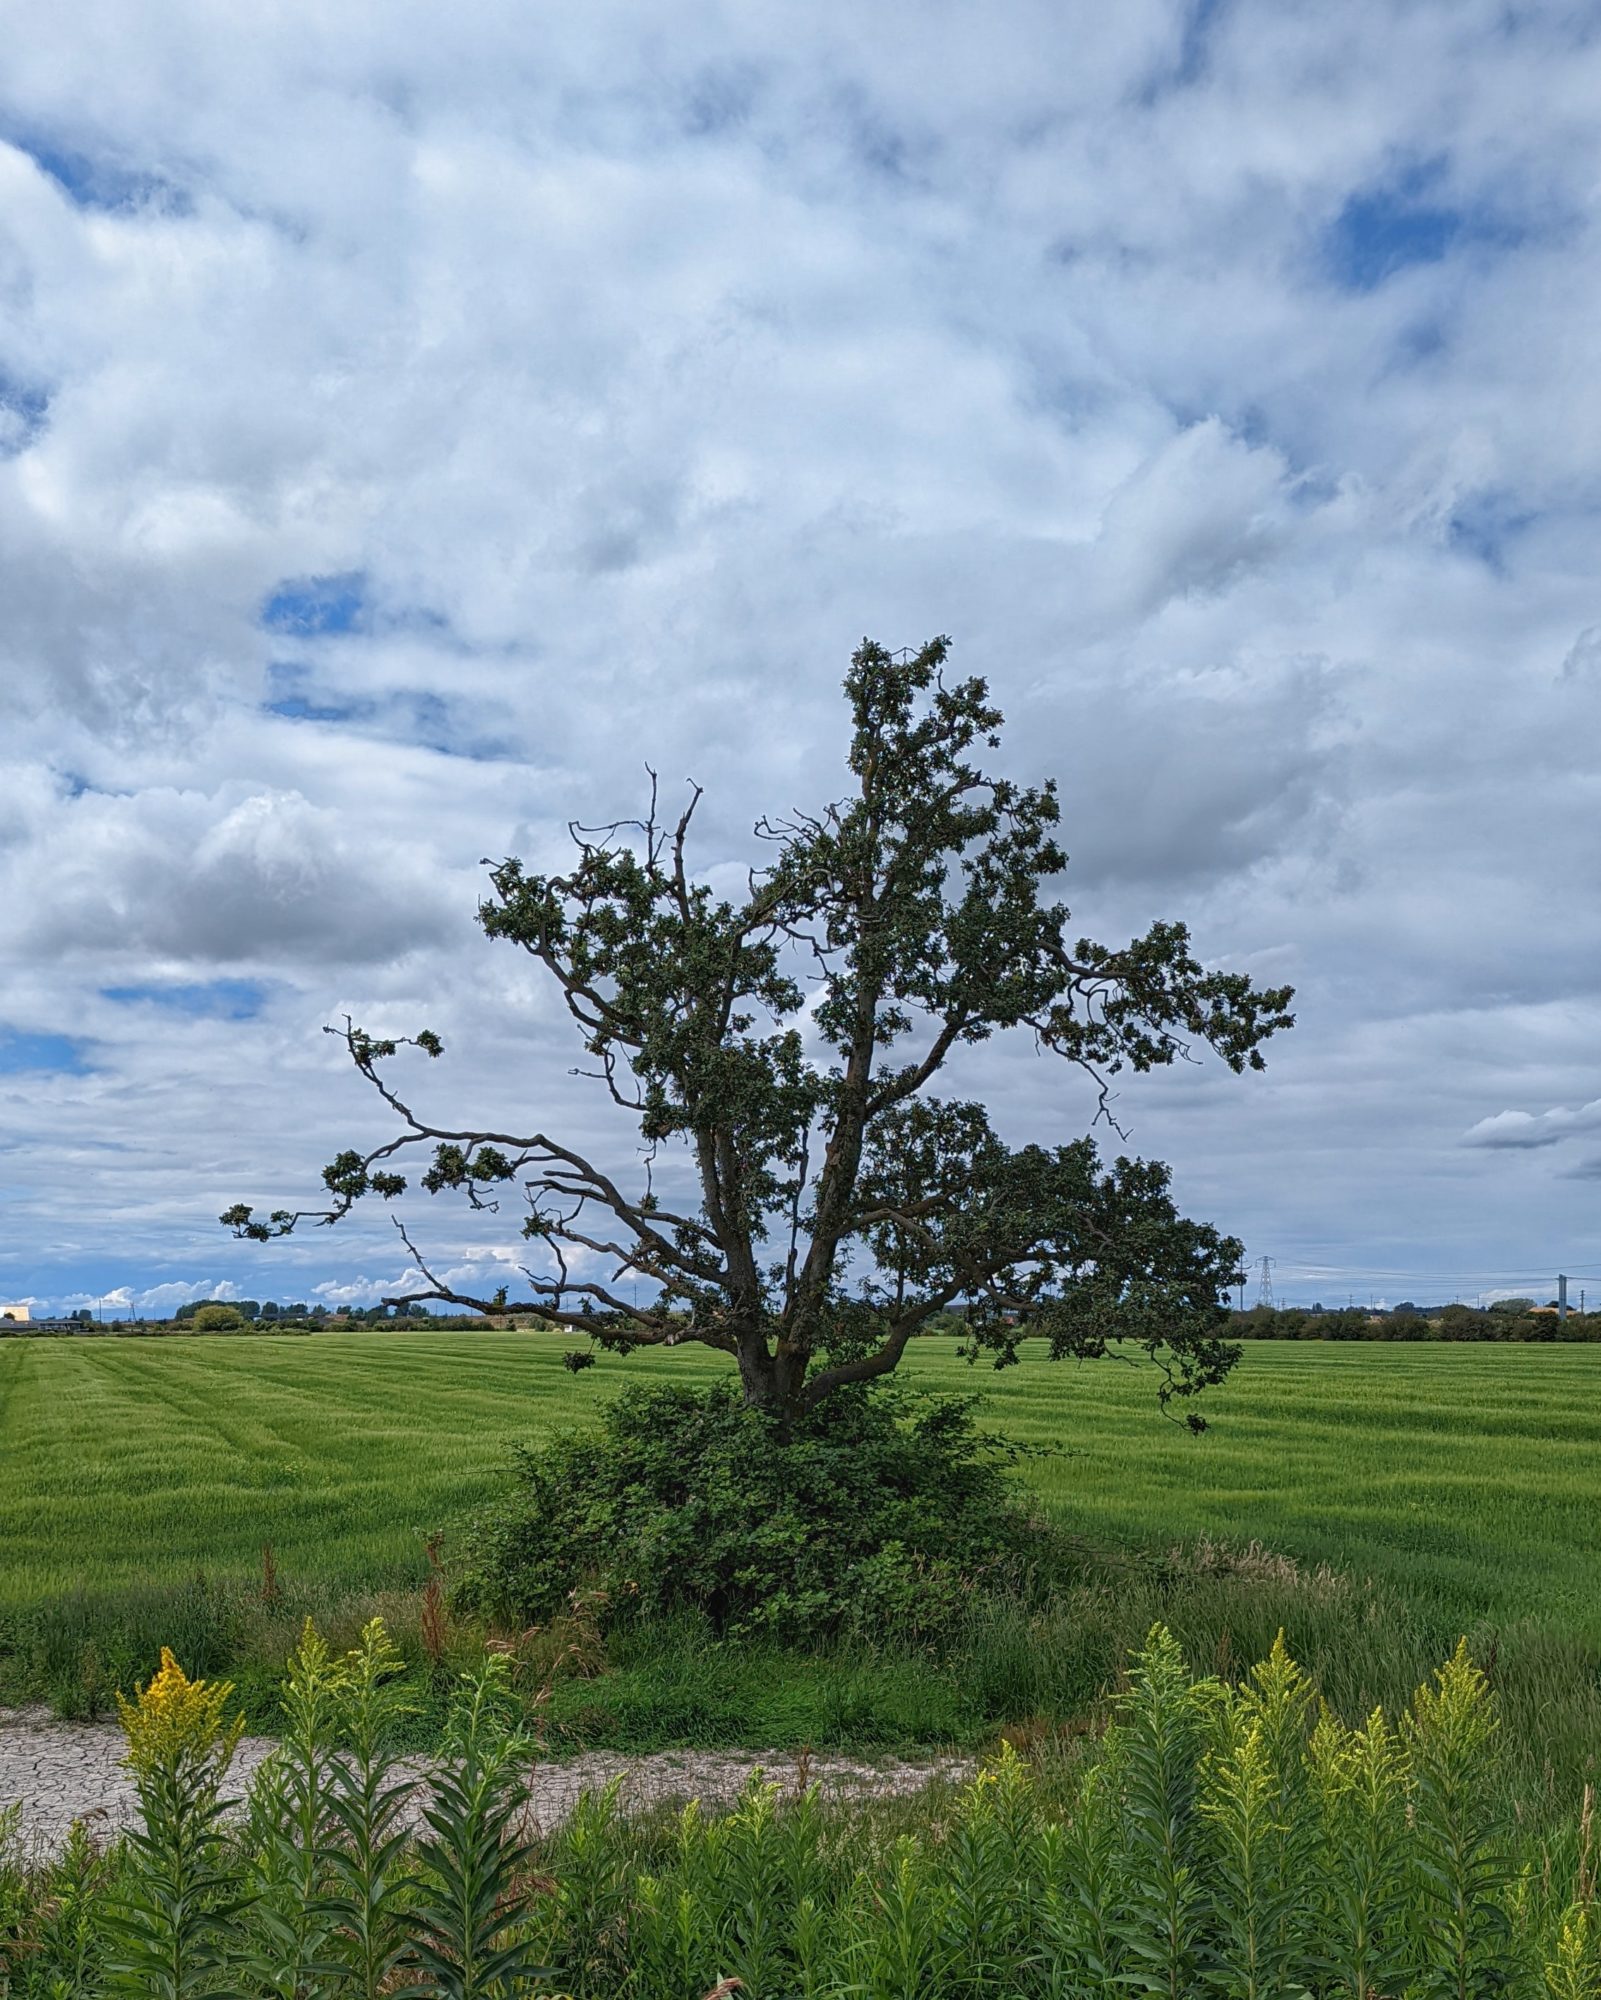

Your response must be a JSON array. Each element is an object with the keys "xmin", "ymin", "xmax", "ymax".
[
  {"xmin": 189, "ymin": 1302, "xmax": 246, "ymax": 1333},
  {"xmin": 226, "ymin": 639, "xmax": 1293, "ymax": 1424}
]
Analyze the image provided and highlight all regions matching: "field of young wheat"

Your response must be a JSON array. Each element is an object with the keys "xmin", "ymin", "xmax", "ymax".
[
  {"xmin": 3, "ymin": 1335, "xmax": 1599, "ymax": 1810},
  {"xmin": 2, "ymin": 1335, "xmax": 1597, "ymax": 1632}
]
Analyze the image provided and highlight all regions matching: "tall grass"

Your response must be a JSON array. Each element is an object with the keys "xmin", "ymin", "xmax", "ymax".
[
  {"xmin": 4, "ymin": 1545, "xmax": 1598, "ymax": 1852},
  {"xmin": 3, "ymin": 1336, "xmax": 1600, "ymax": 1638},
  {"xmin": 519, "ymin": 1551, "xmax": 1601, "ymax": 1839},
  {"xmin": 4, "ymin": 1621, "xmax": 1598, "ymax": 1998}
]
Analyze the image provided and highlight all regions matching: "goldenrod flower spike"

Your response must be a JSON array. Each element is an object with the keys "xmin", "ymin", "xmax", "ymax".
[{"xmin": 116, "ymin": 1646, "xmax": 245, "ymax": 1778}]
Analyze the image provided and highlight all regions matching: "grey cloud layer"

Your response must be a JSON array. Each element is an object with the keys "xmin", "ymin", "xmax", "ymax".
[
  {"xmin": 4, "ymin": 782, "xmax": 460, "ymax": 966},
  {"xmin": 2, "ymin": 0, "xmax": 1598, "ymax": 1307}
]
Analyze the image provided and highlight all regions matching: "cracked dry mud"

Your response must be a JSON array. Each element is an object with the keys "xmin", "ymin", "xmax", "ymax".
[{"xmin": 1, "ymin": 1706, "xmax": 973, "ymax": 1860}]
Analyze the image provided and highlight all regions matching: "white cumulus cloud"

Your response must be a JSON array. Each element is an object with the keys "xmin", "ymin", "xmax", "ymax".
[{"xmin": 2, "ymin": 0, "xmax": 1600, "ymax": 1307}]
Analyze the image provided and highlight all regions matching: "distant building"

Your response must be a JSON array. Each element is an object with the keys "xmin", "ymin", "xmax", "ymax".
[{"xmin": 0, "ymin": 1303, "xmax": 30, "ymax": 1323}]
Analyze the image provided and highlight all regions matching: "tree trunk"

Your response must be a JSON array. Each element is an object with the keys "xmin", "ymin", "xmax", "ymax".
[
  {"xmin": 734, "ymin": 1330, "xmax": 806, "ymax": 1426},
  {"xmin": 734, "ymin": 1331, "xmax": 775, "ymax": 1405}
]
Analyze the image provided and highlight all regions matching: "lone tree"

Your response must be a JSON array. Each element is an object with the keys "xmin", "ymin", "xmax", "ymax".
[{"xmin": 226, "ymin": 640, "xmax": 1293, "ymax": 1427}]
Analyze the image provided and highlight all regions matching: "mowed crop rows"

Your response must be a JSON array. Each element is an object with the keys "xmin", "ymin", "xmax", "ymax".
[{"xmin": 1, "ymin": 1335, "xmax": 1598, "ymax": 1636}]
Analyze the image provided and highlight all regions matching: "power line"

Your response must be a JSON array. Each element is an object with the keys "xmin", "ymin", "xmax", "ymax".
[
  {"xmin": 1267, "ymin": 1265, "xmax": 1584, "ymax": 1288},
  {"xmin": 1258, "ymin": 1246, "xmax": 1601, "ymax": 1276},
  {"xmin": 1242, "ymin": 1253, "xmax": 1586, "ymax": 1307},
  {"xmin": 1275, "ymin": 1264, "xmax": 1581, "ymax": 1282}
]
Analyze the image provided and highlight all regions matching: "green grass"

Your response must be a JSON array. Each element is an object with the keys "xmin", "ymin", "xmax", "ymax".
[
  {"xmin": 962, "ymin": 1339, "xmax": 1601, "ymax": 1639},
  {"xmin": 2, "ymin": 1333, "xmax": 1597, "ymax": 1634},
  {"xmin": 2, "ymin": 1334, "xmax": 1599, "ymax": 1819}
]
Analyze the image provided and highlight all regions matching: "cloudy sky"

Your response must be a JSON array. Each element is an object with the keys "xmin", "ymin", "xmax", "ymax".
[{"xmin": 2, "ymin": 0, "xmax": 1598, "ymax": 1316}]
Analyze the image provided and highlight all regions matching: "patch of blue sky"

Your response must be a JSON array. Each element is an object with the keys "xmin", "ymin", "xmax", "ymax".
[
  {"xmin": 266, "ymin": 690, "xmax": 368, "ymax": 724},
  {"xmin": 827, "ymin": 82, "xmax": 925, "ymax": 187},
  {"xmin": 682, "ymin": 61, "xmax": 763, "ymax": 138},
  {"xmin": 261, "ymin": 572, "xmax": 368, "ymax": 637},
  {"xmin": 5, "ymin": 131, "xmax": 180, "ymax": 212},
  {"xmin": 1324, "ymin": 160, "xmax": 1525, "ymax": 293},
  {"xmin": 384, "ymin": 602, "xmax": 453, "ymax": 636},
  {"xmin": 1135, "ymin": 0, "xmax": 1227, "ymax": 102},
  {"xmin": 0, "ymin": 1030, "xmax": 92, "ymax": 1075},
  {"xmin": 408, "ymin": 690, "xmax": 456, "ymax": 750},
  {"xmin": 101, "ymin": 979, "xmax": 271, "ymax": 1021},
  {"xmin": 1447, "ymin": 489, "xmax": 1538, "ymax": 573},
  {"xmin": 1394, "ymin": 318, "xmax": 1449, "ymax": 367},
  {"xmin": 263, "ymin": 660, "xmax": 367, "ymax": 724},
  {"xmin": 263, "ymin": 663, "xmax": 513, "ymax": 759},
  {"xmin": 1174, "ymin": 0, "xmax": 1227, "ymax": 86},
  {"xmin": 403, "ymin": 691, "xmax": 517, "ymax": 762},
  {"xmin": 0, "ymin": 370, "xmax": 49, "ymax": 456}
]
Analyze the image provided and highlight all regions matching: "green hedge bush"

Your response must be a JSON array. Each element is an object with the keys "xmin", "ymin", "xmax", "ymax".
[{"xmin": 451, "ymin": 1381, "xmax": 1059, "ymax": 1644}]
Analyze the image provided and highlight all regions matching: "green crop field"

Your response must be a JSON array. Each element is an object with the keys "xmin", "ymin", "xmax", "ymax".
[{"xmin": 2, "ymin": 1332, "xmax": 1597, "ymax": 1636}]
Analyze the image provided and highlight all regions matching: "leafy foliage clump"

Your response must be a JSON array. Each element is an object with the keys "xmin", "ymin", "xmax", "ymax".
[
  {"xmin": 228, "ymin": 637, "xmax": 1292, "ymax": 1425},
  {"xmin": 452, "ymin": 1381, "xmax": 1056, "ymax": 1645},
  {"xmin": 188, "ymin": 1303, "xmax": 248, "ymax": 1333},
  {"xmin": 4, "ymin": 1621, "xmax": 1593, "ymax": 2000}
]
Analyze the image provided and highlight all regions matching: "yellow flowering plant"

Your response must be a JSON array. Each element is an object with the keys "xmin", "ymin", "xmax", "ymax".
[
  {"xmin": 106, "ymin": 1651, "xmax": 250, "ymax": 1997},
  {"xmin": 116, "ymin": 1647, "xmax": 245, "ymax": 1785}
]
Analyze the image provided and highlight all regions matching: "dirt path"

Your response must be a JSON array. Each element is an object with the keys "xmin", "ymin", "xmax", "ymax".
[{"xmin": 1, "ymin": 1707, "xmax": 973, "ymax": 1860}]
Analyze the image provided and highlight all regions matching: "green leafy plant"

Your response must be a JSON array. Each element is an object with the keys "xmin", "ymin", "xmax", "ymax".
[
  {"xmin": 939, "ymin": 1744, "xmax": 1037, "ymax": 1995},
  {"xmin": 545, "ymin": 1777, "xmax": 632, "ymax": 1998},
  {"xmin": 626, "ymin": 1867, "xmax": 707, "ymax": 2000},
  {"xmin": 188, "ymin": 1305, "xmax": 247, "ymax": 1334},
  {"xmin": 1108, "ymin": 1624, "xmax": 1212, "ymax": 1998},
  {"xmin": 1404, "ymin": 1638, "xmax": 1514, "ymax": 2000},
  {"xmin": 1199, "ymin": 1709, "xmax": 1289, "ymax": 1997},
  {"xmin": 1544, "ymin": 1899, "xmax": 1600, "ymax": 2000},
  {"xmin": 322, "ymin": 1617, "xmax": 422, "ymax": 1998},
  {"xmin": 10, "ymin": 1623, "xmax": 1593, "ymax": 2000},
  {"xmin": 1307, "ymin": 1701, "xmax": 1412, "ymax": 2000},
  {"xmin": 24, "ymin": 1818, "xmax": 112, "ymax": 1999},
  {"xmin": 1044, "ymin": 1760, "xmax": 1126, "ymax": 1997},
  {"xmin": 103, "ymin": 1649, "xmax": 250, "ymax": 2000},
  {"xmin": 701, "ymin": 1778, "xmax": 792, "ymax": 1997},
  {"xmin": 0, "ymin": 1801, "xmax": 35, "ymax": 1994},
  {"xmin": 240, "ymin": 1620, "xmax": 348, "ymax": 1998},
  {"xmin": 844, "ymin": 1835, "xmax": 952, "ymax": 2000},
  {"xmin": 403, "ymin": 1653, "xmax": 554, "ymax": 1999},
  {"xmin": 453, "ymin": 1379, "xmax": 1064, "ymax": 1645},
  {"xmin": 1198, "ymin": 1631, "xmax": 1318, "ymax": 1998}
]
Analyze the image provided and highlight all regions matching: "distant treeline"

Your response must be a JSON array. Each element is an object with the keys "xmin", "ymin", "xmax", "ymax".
[
  {"xmin": 173, "ymin": 1297, "xmax": 314, "ymax": 1323},
  {"xmin": 1228, "ymin": 1300, "xmax": 1597, "ymax": 1342},
  {"xmin": 3, "ymin": 1300, "xmax": 464, "ymax": 1338},
  {"xmin": 172, "ymin": 1298, "xmax": 460, "ymax": 1327},
  {"xmin": 13, "ymin": 1296, "xmax": 1595, "ymax": 1344}
]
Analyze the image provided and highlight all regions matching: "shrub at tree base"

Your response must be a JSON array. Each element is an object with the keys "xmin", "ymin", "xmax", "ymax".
[{"xmin": 451, "ymin": 1382, "xmax": 1059, "ymax": 1645}]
